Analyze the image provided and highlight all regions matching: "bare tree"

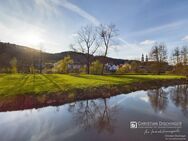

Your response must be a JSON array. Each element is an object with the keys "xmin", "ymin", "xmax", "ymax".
[
  {"xmin": 150, "ymin": 42, "xmax": 167, "ymax": 62},
  {"xmin": 150, "ymin": 44, "xmax": 159, "ymax": 62},
  {"xmin": 172, "ymin": 47, "xmax": 181, "ymax": 64},
  {"xmin": 181, "ymin": 46, "xmax": 188, "ymax": 65},
  {"xmin": 149, "ymin": 42, "xmax": 168, "ymax": 74},
  {"xmin": 158, "ymin": 43, "xmax": 168, "ymax": 62},
  {"xmin": 71, "ymin": 25, "xmax": 99, "ymax": 74},
  {"xmin": 97, "ymin": 24, "xmax": 118, "ymax": 75}
]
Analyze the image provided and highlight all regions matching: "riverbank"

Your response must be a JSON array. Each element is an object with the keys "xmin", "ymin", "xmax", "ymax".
[
  {"xmin": 0, "ymin": 74, "xmax": 187, "ymax": 111},
  {"xmin": 0, "ymin": 74, "xmax": 186, "ymax": 96}
]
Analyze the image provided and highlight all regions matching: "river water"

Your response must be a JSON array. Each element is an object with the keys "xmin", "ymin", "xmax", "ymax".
[{"xmin": 0, "ymin": 85, "xmax": 188, "ymax": 141}]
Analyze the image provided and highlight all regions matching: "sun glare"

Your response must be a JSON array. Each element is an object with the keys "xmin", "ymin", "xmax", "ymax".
[{"xmin": 22, "ymin": 31, "xmax": 43, "ymax": 46}]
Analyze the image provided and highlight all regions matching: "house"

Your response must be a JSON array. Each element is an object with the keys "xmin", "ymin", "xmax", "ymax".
[
  {"xmin": 68, "ymin": 63, "xmax": 82, "ymax": 70},
  {"xmin": 105, "ymin": 63, "xmax": 119, "ymax": 72}
]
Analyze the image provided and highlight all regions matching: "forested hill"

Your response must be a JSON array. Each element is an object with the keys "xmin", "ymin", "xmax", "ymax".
[{"xmin": 0, "ymin": 42, "xmax": 137, "ymax": 68}]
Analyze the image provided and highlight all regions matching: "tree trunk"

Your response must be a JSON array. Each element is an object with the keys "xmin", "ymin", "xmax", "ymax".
[
  {"xmin": 101, "ymin": 47, "xmax": 108, "ymax": 75},
  {"xmin": 87, "ymin": 52, "xmax": 90, "ymax": 74}
]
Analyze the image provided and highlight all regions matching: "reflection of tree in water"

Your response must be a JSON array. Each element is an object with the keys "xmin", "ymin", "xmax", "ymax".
[
  {"xmin": 68, "ymin": 100, "xmax": 97, "ymax": 129},
  {"xmin": 95, "ymin": 98, "xmax": 116, "ymax": 133},
  {"xmin": 147, "ymin": 88, "xmax": 168, "ymax": 113},
  {"xmin": 170, "ymin": 85, "xmax": 188, "ymax": 116},
  {"xmin": 68, "ymin": 98, "xmax": 117, "ymax": 133}
]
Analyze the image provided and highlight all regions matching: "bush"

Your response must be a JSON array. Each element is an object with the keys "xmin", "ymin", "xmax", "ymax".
[
  {"xmin": 171, "ymin": 63, "xmax": 188, "ymax": 76},
  {"xmin": 9, "ymin": 57, "xmax": 17, "ymax": 73},
  {"xmin": 90, "ymin": 60, "xmax": 103, "ymax": 75},
  {"xmin": 53, "ymin": 56, "xmax": 73, "ymax": 73},
  {"xmin": 116, "ymin": 64, "xmax": 131, "ymax": 74}
]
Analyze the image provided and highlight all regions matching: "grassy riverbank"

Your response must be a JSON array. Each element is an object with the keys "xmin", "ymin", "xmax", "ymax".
[{"xmin": 0, "ymin": 74, "xmax": 185, "ymax": 97}]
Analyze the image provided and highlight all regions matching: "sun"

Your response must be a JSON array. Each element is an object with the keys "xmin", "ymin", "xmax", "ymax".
[{"xmin": 22, "ymin": 31, "xmax": 43, "ymax": 46}]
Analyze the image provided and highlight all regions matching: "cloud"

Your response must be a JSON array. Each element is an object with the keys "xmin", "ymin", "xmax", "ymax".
[
  {"xmin": 117, "ymin": 37, "xmax": 130, "ymax": 46},
  {"xmin": 59, "ymin": 0, "xmax": 100, "ymax": 25},
  {"xmin": 129, "ymin": 20, "xmax": 188, "ymax": 37},
  {"xmin": 182, "ymin": 35, "xmax": 188, "ymax": 41},
  {"xmin": 110, "ymin": 44, "xmax": 148, "ymax": 60},
  {"xmin": 35, "ymin": 0, "xmax": 100, "ymax": 25},
  {"xmin": 34, "ymin": 0, "xmax": 59, "ymax": 16},
  {"xmin": 140, "ymin": 40, "xmax": 155, "ymax": 45},
  {"xmin": 35, "ymin": 0, "xmax": 100, "ymax": 26},
  {"xmin": 109, "ymin": 38, "xmax": 151, "ymax": 60}
]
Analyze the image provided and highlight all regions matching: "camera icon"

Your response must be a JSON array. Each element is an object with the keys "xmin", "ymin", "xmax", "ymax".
[{"xmin": 130, "ymin": 121, "xmax": 137, "ymax": 129}]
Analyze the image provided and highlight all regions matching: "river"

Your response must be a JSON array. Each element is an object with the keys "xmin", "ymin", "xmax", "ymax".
[{"xmin": 0, "ymin": 85, "xmax": 187, "ymax": 141}]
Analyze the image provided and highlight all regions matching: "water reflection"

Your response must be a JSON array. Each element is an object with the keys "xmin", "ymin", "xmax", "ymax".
[
  {"xmin": 68, "ymin": 98, "xmax": 118, "ymax": 133},
  {"xmin": 147, "ymin": 85, "xmax": 188, "ymax": 115},
  {"xmin": 170, "ymin": 85, "xmax": 188, "ymax": 116},
  {"xmin": 95, "ymin": 99, "xmax": 116, "ymax": 133},
  {"xmin": 147, "ymin": 88, "xmax": 168, "ymax": 113},
  {"xmin": 0, "ymin": 85, "xmax": 188, "ymax": 141}
]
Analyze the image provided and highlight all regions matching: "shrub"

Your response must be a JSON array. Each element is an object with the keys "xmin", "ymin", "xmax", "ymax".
[
  {"xmin": 53, "ymin": 56, "xmax": 73, "ymax": 73},
  {"xmin": 9, "ymin": 57, "xmax": 17, "ymax": 73},
  {"xmin": 116, "ymin": 64, "xmax": 131, "ymax": 74},
  {"xmin": 90, "ymin": 60, "xmax": 103, "ymax": 75}
]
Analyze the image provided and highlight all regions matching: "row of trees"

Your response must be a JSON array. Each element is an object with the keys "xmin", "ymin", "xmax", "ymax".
[
  {"xmin": 171, "ymin": 46, "xmax": 188, "ymax": 75},
  {"xmin": 148, "ymin": 42, "xmax": 188, "ymax": 75},
  {"xmin": 172, "ymin": 46, "xmax": 188, "ymax": 65},
  {"xmin": 70, "ymin": 24, "xmax": 118, "ymax": 75},
  {"xmin": 149, "ymin": 42, "xmax": 188, "ymax": 65}
]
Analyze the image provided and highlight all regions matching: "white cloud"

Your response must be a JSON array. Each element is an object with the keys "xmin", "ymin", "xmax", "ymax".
[
  {"xmin": 129, "ymin": 20, "xmax": 188, "ymax": 37},
  {"xmin": 182, "ymin": 35, "xmax": 188, "ymax": 41},
  {"xmin": 109, "ymin": 38, "xmax": 150, "ymax": 60},
  {"xmin": 111, "ymin": 44, "xmax": 149, "ymax": 60},
  {"xmin": 34, "ymin": 0, "xmax": 60, "ymax": 16},
  {"xmin": 59, "ymin": 0, "xmax": 100, "ymax": 25},
  {"xmin": 140, "ymin": 40, "xmax": 155, "ymax": 45},
  {"xmin": 35, "ymin": 0, "xmax": 100, "ymax": 25},
  {"xmin": 117, "ymin": 37, "xmax": 130, "ymax": 46}
]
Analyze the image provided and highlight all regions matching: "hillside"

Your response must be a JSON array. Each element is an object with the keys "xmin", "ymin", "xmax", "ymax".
[{"xmin": 0, "ymin": 42, "xmax": 137, "ymax": 71}]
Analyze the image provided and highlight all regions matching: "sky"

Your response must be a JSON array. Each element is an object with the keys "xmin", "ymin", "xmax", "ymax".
[{"xmin": 0, "ymin": 0, "xmax": 188, "ymax": 60}]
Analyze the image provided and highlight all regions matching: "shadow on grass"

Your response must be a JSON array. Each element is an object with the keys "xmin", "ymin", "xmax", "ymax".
[
  {"xmin": 72, "ymin": 74, "xmax": 134, "ymax": 84},
  {"xmin": 1, "ymin": 74, "xmax": 29, "ymax": 96},
  {"xmin": 42, "ymin": 74, "xmax": 66, "ymax": 91},
  {"xmin": 108, "ymin": 75, "xmax": 152, "ymax": 81}
]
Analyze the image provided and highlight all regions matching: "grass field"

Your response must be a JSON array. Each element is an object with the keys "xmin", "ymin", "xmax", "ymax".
[{"xmin": 0, "ymin": 74, "xmax": 185, "ymax": 97}]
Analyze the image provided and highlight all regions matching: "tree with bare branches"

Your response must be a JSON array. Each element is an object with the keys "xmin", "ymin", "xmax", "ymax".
[
  {"xmin": 150, "ymin": 42, "xmax": 167, "ymax": 62},
  {"xmin": 71, "ymin": 25, "xmax": 99, "ymax": 74},
  {"xmin": 172, "ymin": 47, "xmax": 181, "ymax": 64},
  {"xmin": 97, "ymin": 24, "xmax": 118, "ymax": 75},
  {"xmin": 181, "ymin": 46, "xmax": 188, "ymax": 65},
  {"xmin": 149, "ymin": 42, "xmax": 168, "ymax": 74}
]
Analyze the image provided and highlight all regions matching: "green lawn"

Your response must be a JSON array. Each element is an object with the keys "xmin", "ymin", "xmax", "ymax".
[{"xmin": 0, "ymin": 74, "xmax": 185, "ymax": 96}]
